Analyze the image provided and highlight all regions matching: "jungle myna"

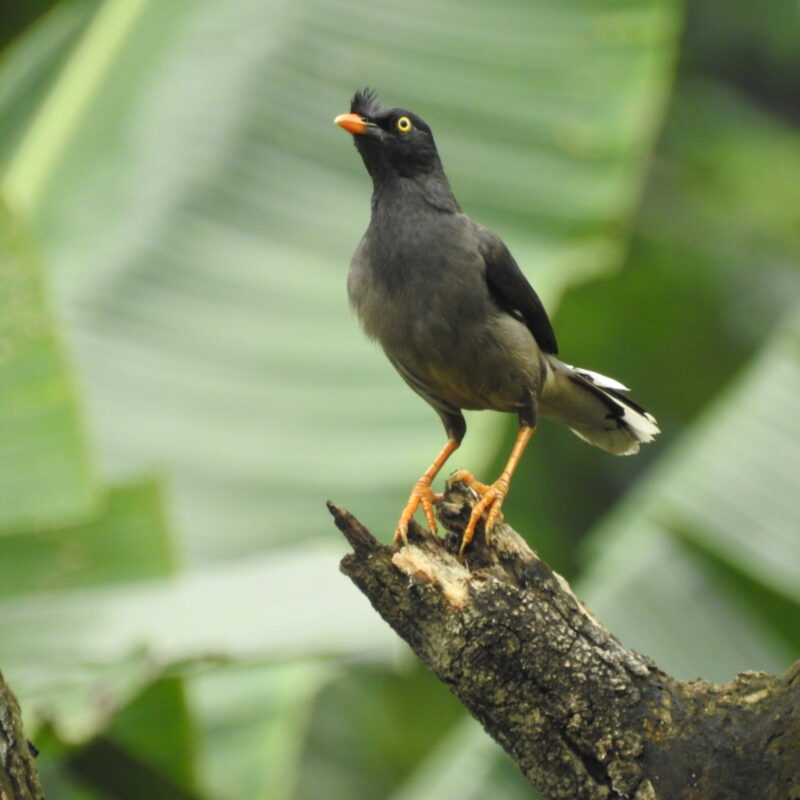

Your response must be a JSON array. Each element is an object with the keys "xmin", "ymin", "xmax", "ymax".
[{"xmin": 335, "ymin": 89, "xmax": 659, "ymax": 553}]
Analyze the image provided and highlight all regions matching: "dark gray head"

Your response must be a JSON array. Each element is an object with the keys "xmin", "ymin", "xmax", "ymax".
[{"xmin": 335, "ymin": 89, "xmax": 444, "ymax": 183}]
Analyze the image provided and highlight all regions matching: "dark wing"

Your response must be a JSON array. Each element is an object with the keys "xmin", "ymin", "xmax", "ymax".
[{"xmin": 477, "ymin": 226, "xmax": 558, "ymax": 355}]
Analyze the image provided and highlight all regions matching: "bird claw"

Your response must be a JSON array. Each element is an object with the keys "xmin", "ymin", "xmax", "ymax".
[
  {"xmin": 448, "ymin": 468, "xmax": 490, "ymax": 495},
  {"xmin": 393, "ymin": 480, "xmax": 441, "ymax": 546},
  {"xmin": 458, "ymin": 477, "xmax": 510, "ymax": 556}
]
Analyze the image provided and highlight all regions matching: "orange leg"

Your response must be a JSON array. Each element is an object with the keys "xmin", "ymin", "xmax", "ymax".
[
  {"xmin": 394, "ymin": 438, "xmax": 460, "ymax": 546},
  {"xmin": 458, "ymin": 425, "xmax": 535, "ymax": 556}
]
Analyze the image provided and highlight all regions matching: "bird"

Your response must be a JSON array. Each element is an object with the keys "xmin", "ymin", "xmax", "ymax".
[{"xmin": 334, "ymin": 89, "xmax": 659, "ymax": 554}]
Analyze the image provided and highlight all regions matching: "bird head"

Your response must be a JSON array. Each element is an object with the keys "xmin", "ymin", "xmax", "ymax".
[{"xmin": 334, "ymin": 89, "xmax": 443, "ymax": 182}]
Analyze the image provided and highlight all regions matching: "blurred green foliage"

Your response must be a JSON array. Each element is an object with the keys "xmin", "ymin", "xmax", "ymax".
[
  {"xmin": 0, "ymin": 0, "xmax": 59, "ymax": 51},
  {"xmin": 0, "ymin": 0, "xmax": 797, "ymax": 797}
]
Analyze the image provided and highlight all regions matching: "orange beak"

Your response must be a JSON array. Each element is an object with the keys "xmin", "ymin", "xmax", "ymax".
[{"xmin": 334, "ymin": 113, "xmax": 371, "ymax": 135}]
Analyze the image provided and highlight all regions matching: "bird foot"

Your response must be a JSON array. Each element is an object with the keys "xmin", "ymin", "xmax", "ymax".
[
  {"xmin": 456, "ymin": 475, "xmax": 510, "ymax": 556},
  {"xmin": 448, "ymin": 469, "xmax": 505, "ymax": 522},
  {"xmin": 393, "ymin": 480, "xmax": 442, "ymax": 546},
  {"xmin": 448, "ymin": 468, "xmax": 491, "ymax": 496}
]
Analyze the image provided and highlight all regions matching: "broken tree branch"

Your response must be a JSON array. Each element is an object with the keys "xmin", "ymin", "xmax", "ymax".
[{"xmin": 329, "ymin": 481, "xmax": 800, "ymax": 800}]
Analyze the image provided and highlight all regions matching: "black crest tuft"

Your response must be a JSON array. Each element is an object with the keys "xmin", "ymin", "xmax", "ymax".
[{"xmin": 351, "ymin": 88, "xmax": 383, "ymax": 119}]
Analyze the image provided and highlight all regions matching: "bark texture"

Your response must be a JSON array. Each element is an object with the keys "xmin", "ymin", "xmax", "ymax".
[
  {"xmin": 330, "ymin": 481, "xmax": 800, "ymax": 800},
  {"xmin": 0, "ymin": 672, "xmax": 44, "ymax": 800}
]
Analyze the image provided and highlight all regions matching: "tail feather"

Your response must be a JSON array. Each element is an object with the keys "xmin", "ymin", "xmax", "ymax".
[{"xmin": 541, "ymin": 359, "xmax": 659, "ymax": 456}]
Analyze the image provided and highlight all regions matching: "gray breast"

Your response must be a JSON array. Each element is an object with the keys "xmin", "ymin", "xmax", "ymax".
[{"xmin": 348, "ymin": 216, "xmax": 544, "ymax": 415}]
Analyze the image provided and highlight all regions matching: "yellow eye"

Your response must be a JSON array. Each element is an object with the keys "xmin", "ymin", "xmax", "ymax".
[{"xmin": 396, "ymin": 116, "xmax": 412, "ymax": 133}]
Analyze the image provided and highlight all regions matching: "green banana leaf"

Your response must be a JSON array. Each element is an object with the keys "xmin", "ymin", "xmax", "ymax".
[
  {"xmin": 0, "ymin": 200, "xmax": 96, "ymax": 531},
  {"xmin": 580, "ymin": 305, "xmax": 800, "ymax": 682},
  {"xmin": 2, "ymin": 0, "xmax": 679, "ymax": 562}
]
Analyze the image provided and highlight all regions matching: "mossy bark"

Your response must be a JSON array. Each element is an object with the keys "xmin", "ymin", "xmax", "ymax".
[{"xmin": 0, "ymin": 672, "xmax": 44, "ymax": 800}]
